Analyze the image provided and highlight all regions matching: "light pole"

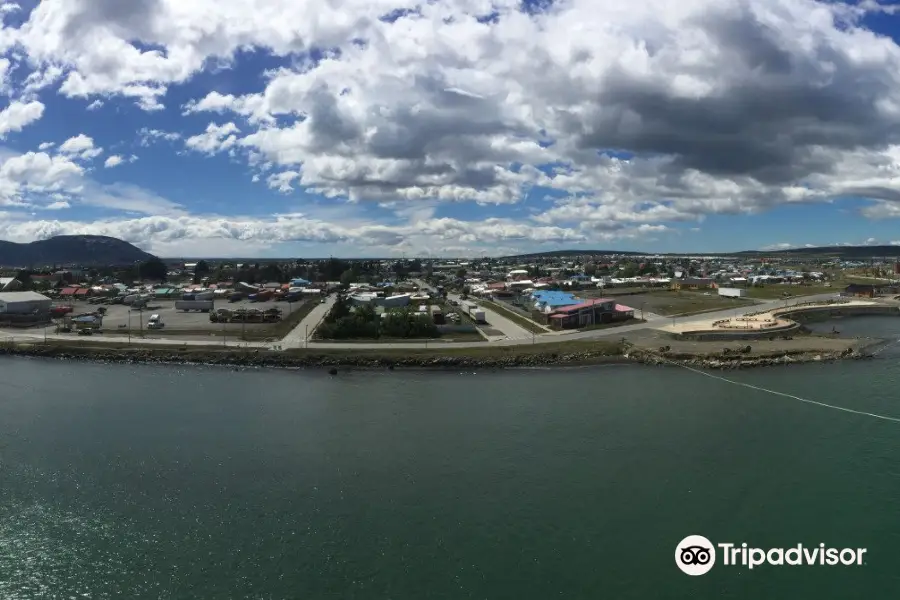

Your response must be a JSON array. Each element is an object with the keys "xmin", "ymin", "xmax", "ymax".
[
  {"xmin": 222, "ymin": 317, "xmax": 226, "ymax": 347},
  {"xmin": 305, "ymin": 324, "xmax": 309, "ymax": 348}
]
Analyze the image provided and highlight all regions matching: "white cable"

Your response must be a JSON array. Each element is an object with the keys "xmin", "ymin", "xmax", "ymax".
[{"xmin": 660, "ymin": 355, "xmax": 900, "ymax": 424}]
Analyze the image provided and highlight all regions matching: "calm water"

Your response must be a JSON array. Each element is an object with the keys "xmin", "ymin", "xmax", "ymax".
[{"xmin": 2, "ymin": 319, "xmax": 900, "ymax": 599}]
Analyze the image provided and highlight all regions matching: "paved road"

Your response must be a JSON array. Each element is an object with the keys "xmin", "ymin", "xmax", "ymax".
[
  {"xmin": 446, "ymin": 292, "xmax": 534, "ymax": 341},
  {"xmin": 280, "ymin": 295, "xmax": 335, "ymax": 348}
]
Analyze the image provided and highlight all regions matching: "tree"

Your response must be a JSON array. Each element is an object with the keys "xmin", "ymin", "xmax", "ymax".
[
  {"xmin": 139, "ymin": 259, "xmax": 168, "ymax": 281},
  {"xmin": 15, "ymin": 270, "xmax": 33, "ymax": 290},
  {"xmin": 339, "ymin": 269, "xmax": 356, "ymax": 286},
  {"xmin": 456, "ymin": 268, "xmax": 467, "ymax": 279},
  {"xmin": 192, "ymin": 260, "xmax": 210, "ymax": 284},
  {"xmin": 259, "ymin": 262, "xmax": 284, "ymax": 283}
]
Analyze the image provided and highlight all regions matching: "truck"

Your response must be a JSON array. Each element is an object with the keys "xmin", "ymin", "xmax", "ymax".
[
  {"xmin": 718, "ymin": 287, "xmax": 747, "ymax": 298},
  {"xmin": 175, "ymin": 300, "xmax": 214, "ymax": 312},
  {"xmin": 147, "ymin": 314, "xmax": 165, "ymax": 329},
  {"xmin": 469, "ymin": 308, "xmax": 486, "ymax": 323},
  {"xmin": 50, "ymin": 305, "xmax": 73, "ymax": 318}
]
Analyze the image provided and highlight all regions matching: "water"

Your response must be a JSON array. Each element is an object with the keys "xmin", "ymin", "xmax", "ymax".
[{"xmin": 2, "ymin": 319, "xmax": 900, "ymax": 598}]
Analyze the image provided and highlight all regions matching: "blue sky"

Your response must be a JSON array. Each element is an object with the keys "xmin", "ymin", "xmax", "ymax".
[{"xmin": 3, "ymin": 0, "xmax": 900, "ymax": 257}]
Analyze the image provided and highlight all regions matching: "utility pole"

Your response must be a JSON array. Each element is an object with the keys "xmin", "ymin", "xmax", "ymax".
[
  {"xmin": 139, "ymin": 310, "xmax": 143, "ymax": 337},
  {"xmin": 222, "ymin": 318, "xmax": 226, "ymax": 347},
  {"xmin": 128, "ymin": 311, "xmax": 131, "ymax": 344},
  {"xmin": 305, "ymin": 324, "xmax": 309, "ymax": 348}
]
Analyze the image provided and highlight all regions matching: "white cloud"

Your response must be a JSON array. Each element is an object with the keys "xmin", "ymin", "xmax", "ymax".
[
  {"xmin": 185, "ymin": 122, "xmax": 240, "ymax": 155},
  {"xmin": 0, "ymin": 101, "xmax": 44, "ymax": 138},
  {"xmin": 0, "ymin": 151, "xmax": 84, "ymax": 206},
  {"xmin": 58, "ymin": 134, "xmax": 103, "ymax": 160},
  {"xmin": 86, "ymin": 99, "xmax": 103, "ymax": 110},
  {"xmin": 0, "ymin": 211, "xmax": 592, "ymax": 255},
  {"xmin": 37, "ymin": 141, "xmax": 54, "ymax": 151},
  {"xmin": 104, "ymin": 155, "xmax": 124, "ymax": 168},
  {"xmin": 5, "ymin": 0, "xmax": 900, "ymax": 251},
  {"xmin": 137, "ymin": 128, "xmax": 181, "ymax": 147},
  {"xmin": 760, "ymin": 243, "xmax": 796, "ymax": 251},
  {"xmin": 44, "ymin": 200, "xmax": 70, "ymax": 210}
]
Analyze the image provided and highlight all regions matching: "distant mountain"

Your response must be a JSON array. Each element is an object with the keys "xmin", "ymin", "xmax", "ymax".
[
  {"xmin": 737, "ymin": 245, "xmax": 900, "ymax": 258},
  {"xmin": 0, "ymin": 235, "xmax": 156, "ymax": 267},
  {"xmin": 500, "ymin": 249, "xmax": 647, "ymax": 259}
]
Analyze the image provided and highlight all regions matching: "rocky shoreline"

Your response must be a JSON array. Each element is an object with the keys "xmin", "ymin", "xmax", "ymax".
[
  {"xmin": 624, "ymin": 346, "xmax": 871, "ymax": 370},
  {"xmin": 0, "ymin": 339, "xmax": 880, "ymax": 371}
]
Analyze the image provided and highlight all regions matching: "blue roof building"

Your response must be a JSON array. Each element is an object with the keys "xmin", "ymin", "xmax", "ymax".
[{"xmin": 529, "ymin": 290, "xmax": 582, "ymax": 313}]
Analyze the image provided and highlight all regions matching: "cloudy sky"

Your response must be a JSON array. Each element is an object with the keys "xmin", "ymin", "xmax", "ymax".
[{"xmin": 3, "ymin": 0, "xmax": 900, "ymax": 257}]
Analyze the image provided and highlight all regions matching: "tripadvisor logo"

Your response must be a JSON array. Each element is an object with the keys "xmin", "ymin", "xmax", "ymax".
[{"xmin": 675, "ymin": 535, "xmax": 867, "ymax": 576}]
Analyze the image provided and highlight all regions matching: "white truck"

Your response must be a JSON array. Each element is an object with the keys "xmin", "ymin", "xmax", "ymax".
[
  {"xmin": 718, "ymin": 287, "xmax": 747, "ymax": 298},
  {"xmin": 469, "ymin": 308, "xmax": 486, "ymax": 322},
  {"xmin": 175, "ymin": 300, "xmax": 214, "ymax": 312},
  {"xmin": 147, "ymin": 314, "xmax": 165, "ymax": 329}
]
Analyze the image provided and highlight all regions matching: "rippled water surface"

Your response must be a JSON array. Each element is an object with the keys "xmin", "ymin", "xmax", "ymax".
[{"xmin": 2, "ymin": 320, "xmax": 900, "ymax": 598}]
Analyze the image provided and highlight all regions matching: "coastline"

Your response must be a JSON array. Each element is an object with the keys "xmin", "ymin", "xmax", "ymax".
[{"xmin": 0, "ymin": 335, "xmax": 881, "ymax": 370}]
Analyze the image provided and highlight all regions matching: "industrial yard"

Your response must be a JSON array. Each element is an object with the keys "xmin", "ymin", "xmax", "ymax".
[{"xmin": 39, "ymin": 297, "xmax": 316, "ymax": 341}]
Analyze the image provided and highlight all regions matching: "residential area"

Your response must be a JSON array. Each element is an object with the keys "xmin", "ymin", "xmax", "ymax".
[{"xmin": 1, "ymin": 252, "xmax": 899, "ymax": 346}]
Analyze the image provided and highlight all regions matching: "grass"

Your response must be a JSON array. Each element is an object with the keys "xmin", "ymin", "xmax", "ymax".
[
  {"xmin": 741, "ymin": 285, "xmax": 837, "ymax": 300},
  {"xmin": 310, "ymin": 331, "xmax": 486, "ymax": 344},
  {"xmin": 479, "ymin": 299, "xmax": 548, "ymax": 334},
  {"xmin": 285, "ymin": 339, "xmax": 623, "ymax": 359},
  {"xmin": 630, "ymin": 291, "xmax": 753, "ymax": 316},
  {"xmin": 576, "ymin": 318, "xmax": 646, "ymax": 332}
]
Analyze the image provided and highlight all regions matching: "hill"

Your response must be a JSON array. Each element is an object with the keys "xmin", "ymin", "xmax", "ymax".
[
  {"xmin": 500, "ymin": 249, "xmax": 646, "ymax": 259},
  {"xmin": 0, "ymin": 235, "xmax": 156, "ymax": 267},
  {"xmin": 738, "ymin": 245, "xmax": 900, "ymax": 258}
]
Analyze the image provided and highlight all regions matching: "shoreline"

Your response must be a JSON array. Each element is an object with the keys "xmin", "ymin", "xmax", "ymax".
[{"xmin": 0, "ymin": 336, "xmax": 882, "ymax": 371}]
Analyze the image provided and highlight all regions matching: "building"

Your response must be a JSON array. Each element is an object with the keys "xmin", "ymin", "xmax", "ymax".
[
  {"xmin": 0, "ymin": 277, "xmax": 22, "ymax": 291},
  {"xmin": 530, "ymin": 290, "xmax": 582, "ymax": 314},
  {"xmin": 0, "ymin": 291, "xmax": 53, "ymax": 318},
  {"xmin": 843, "ymin": 284, "xmax": 876, "ymax": 298},
  {"xmin": 547, "ymin": 298, "xmax": 617, "ymax": 329},
  {"xmin": 671, "ymin": 277, "xmax": 715, "ymax": 290}
]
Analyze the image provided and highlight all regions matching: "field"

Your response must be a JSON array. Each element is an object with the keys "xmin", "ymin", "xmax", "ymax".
[
  {"xmin": 612, "ymin": 291, "xmax": 754, "ymax": 317},
  {"xmin": 46, "ymin": 297, "xmax": 314, "ymax": 341}
]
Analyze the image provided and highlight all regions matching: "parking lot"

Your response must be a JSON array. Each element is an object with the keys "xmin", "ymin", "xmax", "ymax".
[{"xmin": 47, "ymin": 298, "xmax": 309, "ymax": 338}]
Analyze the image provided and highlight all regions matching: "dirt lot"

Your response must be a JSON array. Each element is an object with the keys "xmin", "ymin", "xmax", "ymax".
[
  {"xmin": 607, "ymin": 290, "xmax": 755, "ymax": 316},
  {"xmin": 45, "ymin": 298, "xmax": 310, "ymax": 340},
  {"xmin": 624, "ymin": 328, "xmax": 864, "ymax": 355}
]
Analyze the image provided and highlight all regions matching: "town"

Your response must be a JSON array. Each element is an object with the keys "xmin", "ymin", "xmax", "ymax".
[{"xmin": 1, "ymin": 250, "xmax": 899, "ymax": 350}]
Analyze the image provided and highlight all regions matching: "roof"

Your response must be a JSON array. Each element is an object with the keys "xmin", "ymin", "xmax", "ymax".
[
  {"xmin": 0, "ymin": 291, "xmax": 51, "ymax": 303},
  {"xmin": 615, "ymin": 304, "xmax": 634, "ymax": 312},
  {"xmin": 845, "ymin": 283, "xmax": 875, "ymax": 292},
  {"xmin": 551, "ymin": 298, "xmax": 614, "ymax": 314},
  {"xmin": 0, "ymin": 277, "xmax": 17, "ymax": 285}
]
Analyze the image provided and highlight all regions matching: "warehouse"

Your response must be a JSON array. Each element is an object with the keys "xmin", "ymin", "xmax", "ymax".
[
  {"xmin": 0, "ymin": 291, "xmax": 53, "ymax": 325},
  {"xmin": 0, "ymin": 291, "xmax": 53, "ymax": 314}
]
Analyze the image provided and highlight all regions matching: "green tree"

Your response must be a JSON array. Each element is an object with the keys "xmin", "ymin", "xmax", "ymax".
[
  {"xmin": 192, "ymin": 260, "xmax": 211, "ymax": 283},
  {"xmin": 15, "ymin": 270, "xmax": 33, "ymax": 290},
  {"xmin": 339, "ymin": 269, "xmax": 356, "ymax": 286},
  {"xmin": 139, "ymin": 259, "xmax": 168, "ymax": 281},
  {"xmin": 259, "ymin": 262, "xmax": 284, "ymax": 283}
]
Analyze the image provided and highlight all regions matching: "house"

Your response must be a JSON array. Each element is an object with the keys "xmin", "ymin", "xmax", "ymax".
[
  {"xmin": 671, "ymin": 278, "xmax": 715, "ymax": 290},
  {"xmin": 843, "ymin": 284, "xmax": 876, "ymax": 298},
  {"xmin": 0, "ymin": 277, "xmax": 22, "ymax": 291}
]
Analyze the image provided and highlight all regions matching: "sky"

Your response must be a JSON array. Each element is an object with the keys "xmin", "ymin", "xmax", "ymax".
[{"xmin": 4, "ymin": 1, "xmax": 900, "ymax": 257}]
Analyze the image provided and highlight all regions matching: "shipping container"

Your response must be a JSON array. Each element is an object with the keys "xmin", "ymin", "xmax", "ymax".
[{"xmin": 175, "ymin": 300, "xmax": 214, "ymax": 312}]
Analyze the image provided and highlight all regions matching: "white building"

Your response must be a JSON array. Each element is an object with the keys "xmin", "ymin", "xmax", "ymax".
[{"xmin": 0, "ymin": 291, "xmax": 53, "ymax": 314}]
